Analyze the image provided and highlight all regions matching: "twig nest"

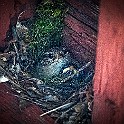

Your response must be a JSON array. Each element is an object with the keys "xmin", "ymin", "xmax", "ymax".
[
  {"xmin": 35, "ymin": 48, "xmax": 72, "ymax": 80},
  {"xmin": 74, "ymin": 103, "xmax": 83, "ymax": 113}
]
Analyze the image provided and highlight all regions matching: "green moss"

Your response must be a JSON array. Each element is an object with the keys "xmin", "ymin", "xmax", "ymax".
[{"xmin": 28, "ymin": 0, "xmax": 67, "ymax": 62}]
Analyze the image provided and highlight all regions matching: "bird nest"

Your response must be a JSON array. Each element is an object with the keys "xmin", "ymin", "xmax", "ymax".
[{"xmin": 0, "ymin": 1, "xmax": 95, "ymax": 123}]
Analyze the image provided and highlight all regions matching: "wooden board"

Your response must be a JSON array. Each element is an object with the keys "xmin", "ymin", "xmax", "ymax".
[{"xmin": 0, "ymin": 83, "xmax": 54, "ymax": 124}]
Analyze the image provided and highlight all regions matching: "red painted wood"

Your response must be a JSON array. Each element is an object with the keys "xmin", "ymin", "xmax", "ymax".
[
  {"xmin": 0, "ymin": 83, "xmax": 54, "ymax": 124},
  {"xmin": 63, "ymin": 0, "xmax": 98, "ymax": 62},
  {"xmin": 66, "ymin": 0, "xmax": 99, "ymax": 20},
  {"xmin": 63, "ymin": 15, "xmax": 97, "ymax": 61},
  {"xmin": 64, "ymin": 15, "xmax": 97, "ymax": 43},
  {"xmin": 0, "ymin": 0, "xmax": 35, "ymax": 48},
  {"xmin": 92, "ymin": 0, "xmax": 124, "ymax": 123}
]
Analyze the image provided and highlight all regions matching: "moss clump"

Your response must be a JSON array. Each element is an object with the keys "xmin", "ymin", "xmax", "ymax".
[{"xmin": 28, "ymin": 0, "xmax": 67, "ymax": 62}]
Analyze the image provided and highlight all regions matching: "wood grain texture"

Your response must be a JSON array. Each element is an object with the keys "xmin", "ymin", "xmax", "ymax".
[
  {"xmin": 0, "ymin": 83, "xmax": 55, "ymax": 124},
  {"xmin": 63, "ymin": 0, "xmax": 99, "ymax": 62},
  {"xmin": 92, "ymin": 0, "xmax": 124, "ymax": 123}
]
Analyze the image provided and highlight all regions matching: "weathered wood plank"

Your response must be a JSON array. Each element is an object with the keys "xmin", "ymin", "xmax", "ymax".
[
  {"xmin": 0, "ymin": 83, "xmax": 55, "ymax": 124},
  {"xmin": 65, "ymin": 0, "xmax": 99, "ymax": 19},
  {"xmin": 93, "ymin": 0, "xmax": 124, "ymax": 123},
  {"xmin": 64, "ymin": 15, "xmax": 97, "ymax": 43},
  {"xmin": 65, "ymin": 0, "xmax": 99, "ymax": 31},
  {"xmin": 63, "ymin": 33, "xmax": 95, "ymax": 62},
  {"xmin": 63, "ymin": 0, "xmax": 98, "ymax": 62},
  {"xmin": 64, "ymin": 26, "xmax": 96, "ymax": 53}
]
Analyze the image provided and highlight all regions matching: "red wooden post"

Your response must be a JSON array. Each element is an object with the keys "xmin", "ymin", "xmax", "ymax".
[{"xmin": 92, "ymin": 0, "xmax": 124, "ymax": 124}]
